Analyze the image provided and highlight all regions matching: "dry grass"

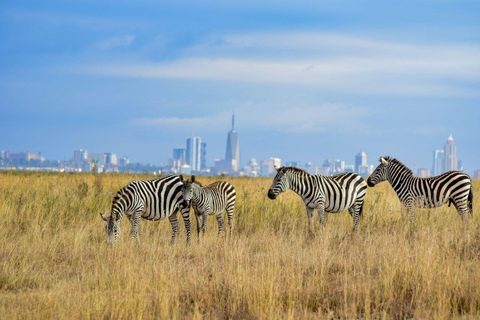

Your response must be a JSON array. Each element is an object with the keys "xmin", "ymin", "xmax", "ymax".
[{"xmin": 0, "ymin": 172, "xmax": 479, "ymax": 319}]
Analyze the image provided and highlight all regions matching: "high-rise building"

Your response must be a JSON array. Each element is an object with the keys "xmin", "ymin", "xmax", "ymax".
[
  {"xmin": 268, "ymin": 157, "xmax": 281, "ymax": 176},
  {"xmin": 458, "ymin": 160, "xmax": 464, "ymax": 172},
  {"xmin": 173, "ymin": 148, "xmax": 186, "ymax": 161},
  {"xmin": 474, "ymin": 170, "xmax": 480, "ymax": 180},
  {"xmin": 444, "ymin": 134, "xmax": 457, "ymax": 172},
  {"xmin": 105, "ymin": 153, "xmax": 117, "ymax": 165},
  {"xmin": 432, "ymin": 150, "xmax": 444, "ymax": 176},
  {"xmin": 73, "ymin": 149, "xmax": 88, "ymax": 163},
  {"xmin": 355, "ymin": 151, "xmax": 367, "ymax": 173},
  {"xmin": 224, "ymin": 111, "xmax": 240, "ymax": 173},
  {"xmin": 358, "ymin": 164, "xmax": 374, "ymax": 178},
  {"xmin": 286, "ymin": 160, "xmax": 302, "ymax": 168},
  {"xmin": 118, "ymin": 156, "xmax": 129, "ymax": 167},
  {"xmin": 186, "ymin": 136, "xmax": 202, "ymax": 172},
  {"xmin": 201, "ymin": 142, "xmax": 207, "ymax": 170},
  {"xmin": 417, "ymin": 168, "xmax": 430, "ymax": 178}
]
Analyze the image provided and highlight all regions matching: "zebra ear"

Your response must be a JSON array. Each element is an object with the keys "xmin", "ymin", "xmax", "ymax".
[
  {"xmin": 380, "ymin": 157, "xmax": 388, "ymax": 165},
  {"xmin": 179, "ymin": 175, "xmax": 184, "ymax": 182},
  {"xmin": 100, "ymin": 213, "xmax": 108, "ymax": 221},
  {"xmin": 191, "ymin": 175, "xmax": 195, "ymax": 182},
  {"xmin": 274, "ymin": 165, "xmax": 279, "ymax": 172}
]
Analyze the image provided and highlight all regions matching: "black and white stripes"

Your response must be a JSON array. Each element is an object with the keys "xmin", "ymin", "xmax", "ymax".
[
  {"xmin": 100, "ymin": 175, "xmax": 191, "ymax": 244},
  {"xmin": 367, "ymin": 156, "xmax": 473, "ymax": 221},
  {"xmin": 181, "ymin": 175, "xmax": 236, "ymax": 237},
  {"xmin": 267, "ymin": 166, "xmax": 368, "ymax": 230}
]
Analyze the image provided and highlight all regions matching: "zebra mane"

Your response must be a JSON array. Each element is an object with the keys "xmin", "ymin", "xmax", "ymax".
[
  {"xmin": 112, "ymin": 188, "xmax": 128, "ymax": 205},
  {"xmin": 284, "ymin": 166, "xmax": 309, "ymax": 176},
  {"xmin": 384, "ymin": 156, "xmax": 413, "ymax": 176},
  {"xmin": 189, "ymin": 179, "xmax": 203, "ymax": 187}
]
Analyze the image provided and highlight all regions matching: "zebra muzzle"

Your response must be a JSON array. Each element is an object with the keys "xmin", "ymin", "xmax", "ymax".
[
  {"xmin": 367, "ymin": 178, "xmax": 375, "ymax": 187},
  {"xmin": 267, "ymin": 189, "xmax": 276, "ymax": 200}
]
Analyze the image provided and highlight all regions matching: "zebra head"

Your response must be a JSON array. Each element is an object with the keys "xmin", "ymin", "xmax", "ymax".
[
  {"xmin": 268, "ymin": 166, "xmax": 289, "ymax": 200},
  {"xmin": 180, "ymin": 175, "xmax": 199, "ymax": 203},
  {"xmin": 99, "ymin": 191, "xmax": 125, "ymax": 244},
  {"xmin": 100, "ymin": 213, "xmax": 120, "ymax": 244},
  {"xmin": 367, "ymin": 156, "xmax": 389, "ymax": 187}
]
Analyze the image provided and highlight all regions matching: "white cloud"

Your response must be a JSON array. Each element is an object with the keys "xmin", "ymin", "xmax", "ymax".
[{"xmin": 77, "ymin": 32, "xmax": 480, "ymax": 98}]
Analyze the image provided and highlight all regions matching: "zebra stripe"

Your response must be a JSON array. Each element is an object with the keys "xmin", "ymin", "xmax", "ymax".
[
  {"xmin": 267, "ymin": 166, "xmax": 368, "ymax": 230},
  {"xmin": 100, "ymin": 175, "xmax": 191, "ymax": 244},
  {"xmin": 367, "ymin": 156, "xmax": 473, "ymax": 221},
  {"xmin": 181, "ymin": 175, "xmax": 236, "ymax": 237}
]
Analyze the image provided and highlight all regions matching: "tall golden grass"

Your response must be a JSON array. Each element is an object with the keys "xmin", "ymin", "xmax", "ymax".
[{"xmin": 0, "ymin": 172, "xmax": 479, "ymax": 319}]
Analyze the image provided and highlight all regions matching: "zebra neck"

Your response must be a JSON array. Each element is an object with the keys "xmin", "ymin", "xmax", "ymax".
[
  {"xmin": 388, "ymin": 170, "xmax": 412, "ymax": 194},
  {"xmin": 288, "ymin": 172, "xmax": 310, "ymax": 198},
  {"xmin": 191, "ymin": 187, "xmax": 205, "ymax": 206}
]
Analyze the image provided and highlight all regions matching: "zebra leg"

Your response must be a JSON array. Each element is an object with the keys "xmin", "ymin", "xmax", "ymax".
[
  {"xmin": 226, "ymin": 206, "xmax": 234, "ymax": 235},
  {"xmin": 216, "ymin": 213, "xmax": 224, "ymax": 238},
  {"xmin": 202, "ymin": 214, "xmax": 207, "ymax": 236},
  {"xmin": 168, "ymin": 214, "xmax": 179, "ymax": 245},
  {"xmin": 196, "ymin": 215, "xmax": 203, "ymax": 239},
  {"xmin": 128, "ymin": 213, "xmax": 141, "ymax": 244},
  {"xmin": 180, "ymin": 206, "xmax": 191, "ymax": 244},
  {"xmin": 348, "ymin": 207, "xmax": 359, "ymax": 231},
  {"xmin": 406, "ymin": 205, "xmax": 415, "ymax": 223},
  {"xmin": 454, "ymin": 200, "xmax": 469, "ymax": 223},
  {"xmin": 318, "ymin": 205, "xmax": 325, "ymax": 232},
  {"xmin": 306, "ymin": 207, "xmax": 314, "ymax": 236},
  {"xmin": 351, "ymin": 203, "xmax": 361, "ymax": 231}
]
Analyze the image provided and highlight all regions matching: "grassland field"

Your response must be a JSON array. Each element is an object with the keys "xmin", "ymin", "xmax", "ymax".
[{"xmin": 0, "ymin": 172, "xmax": 479, "ymax": 319}]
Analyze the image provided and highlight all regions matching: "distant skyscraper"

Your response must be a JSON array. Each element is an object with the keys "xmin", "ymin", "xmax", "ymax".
[
  {"xmin": 432, "ymin": 150, "xmax": 444, "ymax": 176},
  {"xmin": 417, "ymin": 168, "xmax": 430, "ymax": 178},
  {"xmin": 200, "ymin": 142, "xmax": 207, "ymax": 170},
  {"xmin": 444, "ymin": 134, "xmax": 457, "ymax": 172},
  {"xmin": 118, "ymin": 156, "xmax": 129, "ymax": 167},
  {"xmin": 355, "ymin": 151, "xmax": 367, "ymax": 173},
  {"xmin": 225, "ymin": 111, "xmax": 240, "ymax": 173},
  {"xmin": 73, "ymin": 149, "xmax": 88, "ymax": 163},
  {"xmin": 105, "ymin": 153, "xmax": 117, "ymax": 165},
  {"xmin": 173, "ymin": 148, "xmax": 186, "ymax": 161},
  {"xmin": 268, "ymin": 157, "xmax": 281, "ymax": 175},
  {"xmin": 186, "ymin": 136, "xmax": 202, "ymax": 172}
]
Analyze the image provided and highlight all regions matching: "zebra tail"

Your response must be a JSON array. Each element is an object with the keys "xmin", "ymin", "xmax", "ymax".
[{"xmin": 468, "ymin": 184, "xmax": 473, "ymax": 215}]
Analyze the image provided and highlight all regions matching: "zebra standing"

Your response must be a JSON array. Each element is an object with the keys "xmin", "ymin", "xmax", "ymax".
[
  {"xmin": 267, "ymin": 166, "xmax": 368, "ymax": 230},
  {"xmin": 100, "ymin": 175, "xmax": 191, "ymax": 244},
  {"xmin": 367, "ymin": 156, "xmax": 473, "ymax": 221},
  {"xmin": 180, "ymin": 175, "xmax": 236, "ymax": 237}
]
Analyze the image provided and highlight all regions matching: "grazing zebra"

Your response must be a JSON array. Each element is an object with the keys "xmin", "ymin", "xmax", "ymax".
[
  {"xmin": 367, "ymin": 156, "xmax": 473, "ymax": 221},
  {"xmin": 100, "ymin": 175, "xmax": 191, "ymax": 244},
  {"xmin": 180, "ymin": 175, "xmax": 236, "ymax": 237},
  {"xmin": 267, "ymin": 166, "xmax": 368, "ymax": 231}
]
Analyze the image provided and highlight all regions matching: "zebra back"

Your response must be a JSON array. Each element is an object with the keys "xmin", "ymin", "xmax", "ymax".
[{"xmin": 112, "ymin": 175, "xmax": 188, "ymax": 221}]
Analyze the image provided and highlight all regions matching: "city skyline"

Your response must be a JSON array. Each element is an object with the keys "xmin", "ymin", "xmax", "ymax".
[
  {"xmin": 3, "ymin": 131, "xmax": 473, "ymax": 178},
  {"xmin": 1, "ymin": 1, "xmax": 479, "ymax": 174}
]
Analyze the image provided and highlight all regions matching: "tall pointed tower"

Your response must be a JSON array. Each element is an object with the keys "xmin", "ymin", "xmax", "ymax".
[
  {"xmin": 225, "ymin": 111, "xmax": 240, "ymax": 173},
  {"xmin": 444, "ymin": 134, "xmax": 457, "ymax": 172}
]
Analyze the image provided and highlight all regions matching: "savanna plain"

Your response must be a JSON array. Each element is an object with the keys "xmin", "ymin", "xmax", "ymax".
[{"xmin": 1, "ymin": 172, "xmax": 479, "ymax": 319}]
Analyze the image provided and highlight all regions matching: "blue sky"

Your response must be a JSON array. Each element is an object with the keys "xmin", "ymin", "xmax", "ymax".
[{"xmin": 1, "ymin": 1, "xmax": 479, "ymax": 173}]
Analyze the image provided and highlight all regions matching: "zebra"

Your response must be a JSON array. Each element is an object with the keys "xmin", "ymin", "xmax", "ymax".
[
  {"xmin": 367, "ymin": 156, "xmax": 473, "ymax": 222},
  {"xmin": 99, "ymin": 175, "xmax": 191, "ymax": 245},
  {"xmin": 180, "ymin": 175, "xmax": 236, "ymax": 237},
  {"xmin": 267, "ymin": 166, "xmax": 368, "ymax": 231}
]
